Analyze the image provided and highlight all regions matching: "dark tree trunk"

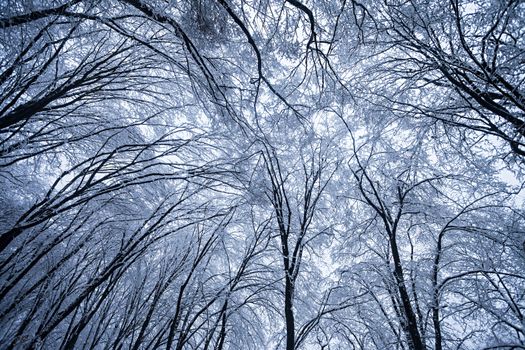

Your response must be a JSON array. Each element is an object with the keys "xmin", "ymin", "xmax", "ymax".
[
  {"xmin": 284, "ymin": 272, "xmax": 295, "ymax": 350},
  {"xmin": 390, "ymin": 236, "xmax": 424, "ymax": 350}
]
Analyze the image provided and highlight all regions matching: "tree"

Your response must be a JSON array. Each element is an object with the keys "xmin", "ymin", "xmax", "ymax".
[
  {"xmin": 1, "ymin": 0, "xmax": 524, "ymax": 349},
  {"xmin": 261, "ymin": 140, "xmax": 336, "ymax": 349},
  {"xmin": 339, "ymin": 0, "xmax": 525, "ymax": 158},
  {"xmin": 335, "ymin": 123, "xmax": 525, "ymax": 349}
]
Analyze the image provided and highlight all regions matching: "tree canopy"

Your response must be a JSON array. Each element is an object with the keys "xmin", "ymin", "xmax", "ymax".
[{"xmin": 1, "ymin": 0, "xmax": 524, "ymax": 349}]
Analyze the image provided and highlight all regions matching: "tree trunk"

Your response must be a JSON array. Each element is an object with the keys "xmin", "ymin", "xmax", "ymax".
[
  {"xmin": 390, "ymin": 236, "xmax": 424, "ymax": 350},
  {"xmin": 284, "ymin": 272, "xmax": 295, "ymax": 350}
]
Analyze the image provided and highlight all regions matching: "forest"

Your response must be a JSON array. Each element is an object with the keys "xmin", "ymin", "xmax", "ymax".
[{"xmin": 0, "ymin": 0, "xmax": 524, "ymax": 349}]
